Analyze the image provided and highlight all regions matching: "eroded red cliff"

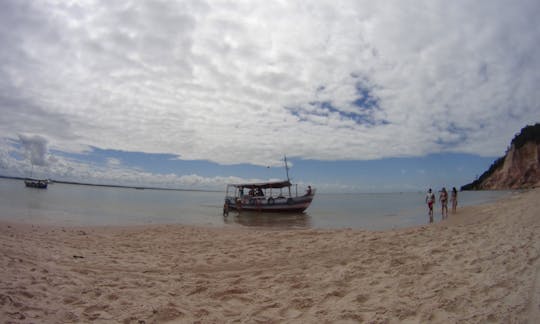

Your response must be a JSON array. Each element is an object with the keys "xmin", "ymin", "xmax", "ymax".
[
  {"xmin": 478, "ymin": 142, "xmax": 540, "ymax": 189},
  {"xmin": 462, "ymin": 123, "xmax": 540, "ymax": 190}
]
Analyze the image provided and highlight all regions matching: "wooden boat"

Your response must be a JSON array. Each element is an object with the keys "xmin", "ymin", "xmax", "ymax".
[
  {"xmin": 223, "ymin": 157, "xmax": 315, "ymax": 214},
  {"xmin": 24, "ymin": 179, "xmax": 48, "ymax": 189},
  {"xmin": 24, "ymin": 162, "xmax": 48, "ymax": 189},
  {"xmin": 224, "ymin": 180, "xmax": 315, "ymax": 213}
]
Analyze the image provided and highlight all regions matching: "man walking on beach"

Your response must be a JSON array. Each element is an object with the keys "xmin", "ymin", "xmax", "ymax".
[{"xmin": 426, "ymin": 188, "xmax": 435, "ymax": 223}]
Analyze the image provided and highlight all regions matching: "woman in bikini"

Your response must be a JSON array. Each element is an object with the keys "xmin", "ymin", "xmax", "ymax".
[
  {"xmin": 451, "ymin": 187, "xmax": 458, "ymax": 213},
  {"xmin": 439, "ymin": 187, "xmax": 448, "ymax": 220}
]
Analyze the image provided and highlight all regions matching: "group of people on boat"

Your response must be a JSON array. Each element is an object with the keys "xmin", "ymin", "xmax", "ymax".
[
  {"xmin": 240, "ymin": 187, "xmax": 265, "ymax": 198},
  {"xmin": 425, "ymin": 187, "xmax": 458, "ymax": 223}
]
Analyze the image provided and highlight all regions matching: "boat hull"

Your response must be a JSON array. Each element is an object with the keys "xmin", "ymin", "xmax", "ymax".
[
  {"xmin": 24, "ymin": 179, "xmax": 48, "ymax": 189},
  {"xmin": 225, "ymin": 195, "xmax": 313, "ymax": 213}
]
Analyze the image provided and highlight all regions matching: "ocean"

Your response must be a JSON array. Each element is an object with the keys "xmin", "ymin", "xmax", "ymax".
[{"xmin": 0, "ymin": 178, "xmax": 510, "ymax": 230}]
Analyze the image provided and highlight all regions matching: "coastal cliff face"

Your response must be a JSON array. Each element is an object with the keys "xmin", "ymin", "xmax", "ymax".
[
  {"xmin": 478, "ymin": 142, "xmax": 540, "ymax": 189},
  {"xmin": 462, "ymin": 123, "xmax": 540, "ymax": 190}
]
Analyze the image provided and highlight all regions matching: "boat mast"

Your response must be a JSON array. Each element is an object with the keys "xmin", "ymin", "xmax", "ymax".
[
  {"xmin": 284, "ymin": 155, "xmax": 291, "ymax": 197},
  {"xmin": 284, "ymin": 155, "xmax": 290, "ymax": 182}
]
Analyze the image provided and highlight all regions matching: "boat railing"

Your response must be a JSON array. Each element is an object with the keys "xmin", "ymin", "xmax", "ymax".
[{"xmin": 225, "ymin": 185, "xmax": 315, "ymax": 203}]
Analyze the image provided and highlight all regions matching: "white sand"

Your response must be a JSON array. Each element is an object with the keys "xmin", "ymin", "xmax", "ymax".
[{"xmin": 1, "ymin": 189, "xmax": 540, "ymax": 323}]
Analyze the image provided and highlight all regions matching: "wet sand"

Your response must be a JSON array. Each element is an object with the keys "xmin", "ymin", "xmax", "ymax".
[{"xmin": 1, "ymin": 189, "xmax": 539, "ymax": 323}]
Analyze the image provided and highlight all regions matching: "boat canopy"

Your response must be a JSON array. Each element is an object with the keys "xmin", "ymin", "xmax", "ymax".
[{"xmin": 228, "ymin": 180, "xmax": 292, "ymax": 189}]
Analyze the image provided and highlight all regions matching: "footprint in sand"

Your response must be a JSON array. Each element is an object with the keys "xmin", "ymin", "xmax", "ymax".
[
  {"xmin": 151, "ymin": 306, "xmax": 185, "ymax": 322},
  {"xmin": 62, "ymin": 295, "xmax": 80, "ymax": 305},
  {"xmin": 83, "ymin": 304, "xmax": 109, "ymax": 314},
  {"xmin": 279, "ymin": 306, "xmax": 303, "ymax": 319}
]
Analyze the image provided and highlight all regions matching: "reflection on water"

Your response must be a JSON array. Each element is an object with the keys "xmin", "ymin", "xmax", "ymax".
[{"xmin": 223, "ymin": 211, "xmax": 312, "ymax": 229}]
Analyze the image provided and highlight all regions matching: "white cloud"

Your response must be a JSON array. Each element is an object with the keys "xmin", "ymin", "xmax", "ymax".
[
  {"xmin": 0, "ymin": 140, "xmax": 255, "ymax": 190},
  {"xmin": 0, "ymin": 0, "xmax": 539, "ymax": 169},
  {"xmin": 106, "ymin": 158, "xmax": 121, "ymax": 167},
  {"xmin": 18, "ymin": 134, "xmax": 49, "ymax": 166}
]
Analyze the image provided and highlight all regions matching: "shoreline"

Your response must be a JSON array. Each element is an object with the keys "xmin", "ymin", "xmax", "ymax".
[
  {"xmin": 0, "ymin": 177, "xmax": 513, "ymax": 230},
  {"xmin": 1, "ymin": 189, "xmax": 539, "ymax": 322}
]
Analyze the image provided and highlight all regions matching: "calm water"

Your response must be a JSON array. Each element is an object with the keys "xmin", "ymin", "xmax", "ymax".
[{"xmin": 0, "ymin": 178, "xmax": 511, "ymax": 230}]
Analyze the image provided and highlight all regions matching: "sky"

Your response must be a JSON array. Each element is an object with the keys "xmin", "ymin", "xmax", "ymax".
[{"xmin": 0, "ymin": 0, "xmax": 539, "ymax": 192}]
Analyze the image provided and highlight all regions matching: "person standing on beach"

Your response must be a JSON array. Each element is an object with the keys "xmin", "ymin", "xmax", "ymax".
[
  {"xmin": 451, "ymin": 187, "xmax": 458, "ymax": 213},
  {"xmin": 440, "ymin": 187, "xmax": 449, "ymax": 220},
  {"xmin": 426, "ymin": 188, "xmax": 435, "ymax": 223}
]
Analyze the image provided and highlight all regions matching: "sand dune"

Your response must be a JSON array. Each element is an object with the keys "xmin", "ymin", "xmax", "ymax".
[{"xmin": 1, "ymin": 189, "xmax": 540, "ymax": 323}]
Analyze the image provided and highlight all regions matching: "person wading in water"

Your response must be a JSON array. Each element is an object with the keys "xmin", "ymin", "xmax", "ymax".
[
  {"xmin": 451, "ymin": 187, "xmax": 458, "ymax": 214},
  {"xmin": 426, "ymin": 188, "xmax": 435, "ymax": 223},
  {"xmin": 439, "ymin": 187, "xmax": 449, "ymax": 220}
]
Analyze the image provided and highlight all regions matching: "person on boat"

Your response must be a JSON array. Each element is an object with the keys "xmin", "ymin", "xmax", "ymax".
[
  {"xmin": 425, "ymin": 188, "xmax": 435, "ymax": 223},
  {"xmin": 451, "ymin": 187, "xmax": 458, "ymax": 214},
  {"xmin": 439, "ymin": 187, "xmax": 448, "ymax": 220},
  {"xmin": 256, "ymin": 187, "xmax": 264, "ymax": 197},
  {"xmin": 305, "ymin": 185, "xmax": 312, "ymax": 196}
]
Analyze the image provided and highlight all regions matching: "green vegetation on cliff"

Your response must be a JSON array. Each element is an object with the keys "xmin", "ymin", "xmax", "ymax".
[
  {"xmin": 461, "ymin": 123, "xmax": 540, "ymax": 190},
  {"xmin": 511, "ymin": 123, "xmax": 540, "ymax": 149}
]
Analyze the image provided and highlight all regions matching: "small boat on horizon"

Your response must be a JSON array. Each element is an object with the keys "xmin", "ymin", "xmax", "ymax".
[
  {"xmin": 24, "ymin": 161, "xmax": 49, "ymax": 189},
  {"xmin": 24, "ymin": 178, "xmax": 48, "ymax": 189},
  {"xmin": 223, "ymin": 157, "xmax": 315, "ymax": 214}
]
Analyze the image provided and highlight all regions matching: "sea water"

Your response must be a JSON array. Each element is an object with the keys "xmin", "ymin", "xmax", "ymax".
[{"xmin": 0, "ymin": 178, "xmax": 510, "ymax": 230}]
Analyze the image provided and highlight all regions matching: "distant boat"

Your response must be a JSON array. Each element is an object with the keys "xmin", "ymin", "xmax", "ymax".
[
  {"xmin": 223, "ymin": 156, "xmax": 315, "ymax": 214},
  {"xmin": 24, "ymin": 163, "xmax": 48, "ymax": 189},
  {"xmin": 24, "ymin": 178, "xmax": 48, "ymax": 189}
]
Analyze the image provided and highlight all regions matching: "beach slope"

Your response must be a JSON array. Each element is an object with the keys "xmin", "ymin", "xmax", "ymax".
[{"xmin": 1, "ymin": 189, "xmax": 540, "ymax": 323}]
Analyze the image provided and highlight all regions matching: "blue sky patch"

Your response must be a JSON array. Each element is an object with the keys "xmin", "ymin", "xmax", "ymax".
[
  {"xmin": 353, "ymin": 84, "xmax": 379, "ymax": 110},
  {"xmin": 288, "ymin": 77, "xmax": 384, "ymax": 126}
]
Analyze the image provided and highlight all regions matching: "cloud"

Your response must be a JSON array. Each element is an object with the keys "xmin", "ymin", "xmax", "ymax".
[
  {"xmin": 106, "ymin": 158, "xmax": 121, "ymax": 167},
  {"xmin": 0, "ymin": 0, "xmax": 539, "ymax": 168},
  {"xmin": 0, "ymin": 139, "xmax": 251, "ymax": 190},
  {"xmin": 18, "ymin": 134, "xmax": 49, "ymax": 166}
]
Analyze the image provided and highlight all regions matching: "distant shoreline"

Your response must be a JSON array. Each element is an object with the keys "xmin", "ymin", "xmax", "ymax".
[{"xmin": 0, "ymin": 175, "xmax": 220, "ymax": 193}]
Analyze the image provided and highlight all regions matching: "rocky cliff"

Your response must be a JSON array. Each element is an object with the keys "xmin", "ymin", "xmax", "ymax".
[{"xmin": 462, "ymin": 123, "xmax": 540, "ymax": 190}]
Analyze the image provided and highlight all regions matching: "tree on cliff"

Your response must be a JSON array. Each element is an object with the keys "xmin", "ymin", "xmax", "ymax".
[
  {"xmin": 461, "ymin": 123, "xmax": 540, "ymax": 190},
  {"xmin": 510, "ymin": 123, "xmax": 540, "ymax": 149}
]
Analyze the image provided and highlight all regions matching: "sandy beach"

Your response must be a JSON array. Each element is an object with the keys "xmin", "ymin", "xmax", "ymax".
[{"xmin": 1, "ymin": 189, "xmax": 539, "ymax": 323}]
